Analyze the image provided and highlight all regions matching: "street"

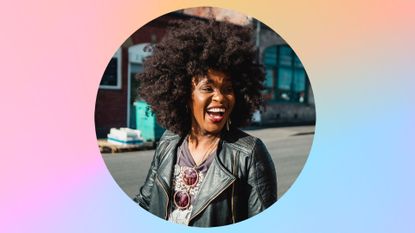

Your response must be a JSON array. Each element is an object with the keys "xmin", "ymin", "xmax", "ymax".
[{"xmin": 102, "ymin": 125, "xmax": 314, "ymax": 200}]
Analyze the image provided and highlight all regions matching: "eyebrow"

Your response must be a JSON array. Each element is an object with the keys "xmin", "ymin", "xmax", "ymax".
[{"xmin": 199, "ymin": 79, "xmax": 233, "ymax": 85}]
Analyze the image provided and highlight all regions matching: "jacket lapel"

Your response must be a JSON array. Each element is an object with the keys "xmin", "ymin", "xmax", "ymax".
[{"xmin": 190, "ymin": 142, "xmax": 236, "ymax": 221}]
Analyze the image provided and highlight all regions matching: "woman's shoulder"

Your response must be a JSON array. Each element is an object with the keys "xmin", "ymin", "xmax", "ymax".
[
  {"xmin": 154, "ymin": 130, "xmax": 181, "ymax": 150},
  {"xmin": 223, "ymin": 128, "xmax": 265, "ymax": 155},
  {"xmin": 159, "ymin": 130, "xmax": 180, "ymax": 141}
]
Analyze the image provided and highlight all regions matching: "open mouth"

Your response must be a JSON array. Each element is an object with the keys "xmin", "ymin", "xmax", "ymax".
[{"xmin": 206, "ymin": 107, "xmax": 226, "ymax": 123}]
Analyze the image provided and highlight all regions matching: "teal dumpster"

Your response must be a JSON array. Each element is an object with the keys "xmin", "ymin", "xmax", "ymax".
[{"xmin": 134, "ymin": 100, "xmax": 165, "ymax": 142}]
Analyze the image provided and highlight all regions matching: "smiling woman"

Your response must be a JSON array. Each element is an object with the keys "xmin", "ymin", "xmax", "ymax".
[{"xmin": 134, "ymin": 17, "xmax": 277, "ymax": 227}]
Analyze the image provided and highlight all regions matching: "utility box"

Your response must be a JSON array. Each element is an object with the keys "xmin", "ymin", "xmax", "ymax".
[{"xmin": 134, "ymin": 100, "xmax": 165, "ymax": 142}]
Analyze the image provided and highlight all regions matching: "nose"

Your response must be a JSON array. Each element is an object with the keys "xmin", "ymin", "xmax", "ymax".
[{"xmin": 212, "ymin": 89, "xmax": 224, "ymax": 102}]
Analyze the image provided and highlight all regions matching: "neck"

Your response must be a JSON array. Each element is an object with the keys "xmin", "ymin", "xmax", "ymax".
[
  {"xmin": 187, "ymin": 129, "xmax": 220, "ymax": 166},
  {"xmin": 188, "ymin": 130, "xmax": 220, "ymax": 149}
]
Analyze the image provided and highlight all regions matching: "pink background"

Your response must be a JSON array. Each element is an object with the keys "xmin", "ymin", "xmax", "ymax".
[{"xmin": 2, "ymin": 0, "xmax": 415, "ymax": 232}]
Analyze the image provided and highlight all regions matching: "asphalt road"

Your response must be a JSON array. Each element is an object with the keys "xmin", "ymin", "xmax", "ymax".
[{"xmin": 102, "ymin": 125, "xmax": 314, "ymax": 200}]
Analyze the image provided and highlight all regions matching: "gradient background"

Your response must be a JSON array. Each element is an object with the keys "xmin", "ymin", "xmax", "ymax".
[{"xmin": 1, "ymin": 0, "xmax": 415, "ymax": 232}]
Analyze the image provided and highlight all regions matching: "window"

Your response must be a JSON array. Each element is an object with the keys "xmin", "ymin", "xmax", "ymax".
[
  {"xmin": 100, "ymin": 49, "xmax": 122, "ymax": 89},
  {"xmin": 263, "ymin": 45, "xmax": 308, "ymax": 103}
]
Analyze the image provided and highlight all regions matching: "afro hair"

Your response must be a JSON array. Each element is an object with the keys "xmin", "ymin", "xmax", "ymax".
[{"xmin": 137, "ymin": 18, "xmax": 265, "ymax": 136}]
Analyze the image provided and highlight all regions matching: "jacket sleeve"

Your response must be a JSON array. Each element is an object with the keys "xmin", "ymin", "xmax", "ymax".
[
  {"xmin": 133, "ymin": 141, "xmax": 163, "ymax": 210},
  {"xmin": 246, "ymin": 139, "xmax": 278, "ymax": 217}
]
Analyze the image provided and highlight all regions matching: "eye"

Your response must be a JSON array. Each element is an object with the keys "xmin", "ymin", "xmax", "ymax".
[
  {"xmin": 223, "ymin": 85, "xmax": 234, "ymax": 93},
  {"xmin": 200, "ymin": 85, "xmax": 213, "ymax": 92}
]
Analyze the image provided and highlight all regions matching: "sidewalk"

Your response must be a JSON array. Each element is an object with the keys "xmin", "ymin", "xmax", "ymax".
[{"xmin": 243, "ymin": 125, "xmax": 315, "ymax": 143}]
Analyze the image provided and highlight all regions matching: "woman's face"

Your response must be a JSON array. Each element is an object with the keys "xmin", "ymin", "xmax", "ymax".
[{"xmin": 189, "ymin": 70, "xmax": 235, "ymax": 135}]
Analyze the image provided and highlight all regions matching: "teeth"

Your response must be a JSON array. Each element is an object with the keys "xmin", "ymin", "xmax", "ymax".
[{"xmin": 207, "ymin": 108, "xmax": 225, "ymax": 113}]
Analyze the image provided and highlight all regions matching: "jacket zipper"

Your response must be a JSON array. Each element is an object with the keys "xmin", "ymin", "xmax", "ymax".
[
  {"xmin": 231, "ymin": 151, "xmax": 238, "ymax": 223},
  {"xmin": 156, "ymin": 176, "xmax": 170, "ymax": 219}
]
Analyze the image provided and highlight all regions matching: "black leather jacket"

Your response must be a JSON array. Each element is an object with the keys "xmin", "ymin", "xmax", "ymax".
[{"xmin": 135, "ymin": 128, "xmax": 277, "ymax": 227}]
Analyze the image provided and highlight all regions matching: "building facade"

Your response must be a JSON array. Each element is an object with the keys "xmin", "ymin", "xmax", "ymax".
[{"xmin": 95, "ymin": 9, "xmax": 315, "ymax": 138}]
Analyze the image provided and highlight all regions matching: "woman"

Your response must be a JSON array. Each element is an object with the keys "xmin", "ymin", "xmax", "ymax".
[{"xmin": 135, "ymin": 18, "xmax": 277, "ymax": 227}]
